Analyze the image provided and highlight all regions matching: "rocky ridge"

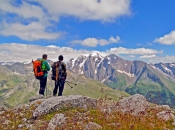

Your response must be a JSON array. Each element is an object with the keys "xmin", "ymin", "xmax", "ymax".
[{"xmin": 0, "ymin": 94, "xmax": 175, "ymax": 129}]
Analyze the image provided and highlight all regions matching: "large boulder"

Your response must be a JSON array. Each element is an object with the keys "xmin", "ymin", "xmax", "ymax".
[
  {"xmin": 84, "ymin": 122, "xmax": 102, "ymax": 130},
  {"xmin": 29, "ymin": 94, "xmax": 45, "ymax": 103},
  {"xmin": 117, "ymin": 94, "xmax": 150, "ymax": 116},
  {"xmin": 156, "ymin": 111, "xmax": 175, "ymax": 121},
  {"xmin": 33, "ymin": 95, "xmax": 97, "ymax": 118},
  {"xmin": 154, "ymin": 105, "xmax": 171, "ymax": 111},
  {"xmin": 47, "ymin": 114, "xmax": 65, "ymax": 130}
]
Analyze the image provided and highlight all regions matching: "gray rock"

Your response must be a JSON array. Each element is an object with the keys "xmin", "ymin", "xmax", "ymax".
[
  {"xmin": 172, "ymin": 122, "xmax": 175, "ymax": 126},
  {"xmin": 29, "ymin": 99, "xmax": 45, "ymax": 108},
  {"xmin": 156, "ymin": 111, "xmax": 175, "ymax": 121},
  {"xmin": 0, "ymin": 111, "xmax": 5, "ymax": 115},
  {"xmin": 18, "ymin": 124, "xmax": 24, "ymax": 128},
  {"xmin": 13, "ymin": 104, "xmax": 30, "ymax": 113},
  {"xmin": 117, "ymin": 94, "xmax": 150, "ymax": 116},
  {"xmin": 29, "ymin": 94, "xmax": 45, "ymax": 103},
  {"xmin": 26, "ymin": 124, "xmax": 33, "ymax": 130},
  {"xmin": 22, "ymin": 118, "xmax": 27, "ymax": 122},
  {"xmin": 3, "ymin": 120, "xmax": 11, "ymax": 125},
  {"xmin": 155, "ymin": 105, "xmax": 171, "ymax": 111},
  {"xmin": 47, "ymin": 114, "xmax": 65, "ymax": 130},
  {"xmin": 84, "ymin": 122, "xmax": 102, "ymax": 130},
  {"xmin": 33, "ymin": 95, "xmax": 97, "ymax": 117}
]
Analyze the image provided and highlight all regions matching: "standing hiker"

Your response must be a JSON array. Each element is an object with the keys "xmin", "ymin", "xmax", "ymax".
[
  {"xmin": 38, "ymin": 54, "xmax": 50, "ymax": 95},
  {"xmin": 52, "ymin": 55, "xmax": 67, "ymax": 96}
]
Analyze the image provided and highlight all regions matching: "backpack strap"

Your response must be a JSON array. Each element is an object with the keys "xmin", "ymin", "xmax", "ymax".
[{"xmin": 55, "ymin": 61, "xmax": 59, "ymax": 81}]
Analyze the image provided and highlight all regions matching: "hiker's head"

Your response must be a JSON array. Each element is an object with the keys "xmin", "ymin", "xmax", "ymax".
[
  {"xmin": 58, "ymin": 55, "xmax": 63, "ymax": 61},
  {"xmin": 42, "ymin": 54, "xmax": 48, "ymax": 60}
]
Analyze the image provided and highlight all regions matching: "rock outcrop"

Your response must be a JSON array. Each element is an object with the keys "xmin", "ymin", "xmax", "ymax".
[
  {"xmin": 156, "ymin": 111, "xmax": 175, "ymax": 121},
  {"xmin": 47, "ymin": 114, "xmax": 66, "ymax": 130},
  {"xmin": 29, "ymin": 94, "xmax": 45, "ymax": 103},
  {"xmin": 117, "ymin": 94, "xmax": 150, "ymax": 115},
  {"xmin": 33, "ymin": 95, "xmax": 97, "ymax": 118},
  {"xmin": 84, "ymin": 122, "xmax": 102, "ymax": 130}
]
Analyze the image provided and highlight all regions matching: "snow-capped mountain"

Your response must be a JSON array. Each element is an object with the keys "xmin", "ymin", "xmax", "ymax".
[
  {"xmin": 67, "ymin": 53, "xmax": 175, "ymax": 107},
  {"xmin": 2, "ymin": 53, "xmax": 175, "ymax": 107},
  {"xmin": 0, "ymin": 61, "xmax": 16, "ymax": 66},
  {"xmin": 67, "ymin": 53, "xmax": 147, "ymax": 85},
  {"xmin": 154, "ymin": 63, "xmax": 175, "ymax": 78}
]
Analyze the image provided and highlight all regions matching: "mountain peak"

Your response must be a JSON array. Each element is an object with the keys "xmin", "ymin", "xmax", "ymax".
[
  {"xmin": 89, "ymin": 52, "xmax": 100, "ymax": 57},
  {"xmin": 77, "ymin": 55, "xmax": 87, "ymax": 59}
]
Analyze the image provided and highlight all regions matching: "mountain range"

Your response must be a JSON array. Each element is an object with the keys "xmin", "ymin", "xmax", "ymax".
[
  {"xmin": 67, "ymin": 53, "xmax": 175, "ymax": 107},
  {"xmin": 1, "ymin": 53, "xmax": 175, "ymax": 107},
  {"xmin": 0, "ymin": 60, "xmax": 128, "ymax": 106}
]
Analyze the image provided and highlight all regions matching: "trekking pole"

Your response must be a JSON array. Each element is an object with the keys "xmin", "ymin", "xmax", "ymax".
[
  {"xmin": 46, "ymin": 83, "xmax": 47, "ymax": 98},
  {"xmin": 65, "ymin": 81, "xmax": 77, "ymax": 86},
  {"xmin": 66, "ymin": 82, "xmax": 73, "ymax": 89}
]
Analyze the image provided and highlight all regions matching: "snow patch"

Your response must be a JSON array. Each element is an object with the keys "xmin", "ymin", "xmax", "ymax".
[
  {"xmin": 117, "ymin": 70, "xmax": 134, "ymax": 77},
  {"xmin": 95, "ymin": 70, "xmax": 97, "ymax": 74},
  {"xmin": 80, "ymin": 71, "xmax": 84, "ymax": 74},
  {"xmin": 71, "ymin": 59, "xmax": 76, "ymax": 68},
  {"xmin": 90, "ymin": 53, "xmax": 99, "ymax": 57},
  {"xmin": 152, "ymin": 66, "xmax": 156, "ymax": 69},
  {"xmin": 79, "ymin": 57, "xmax": 87, "ymax": 67},
  {"xmin": 107, "ymin": 57, "xmax": 111, "ymax": 60},
  {"xmin": 170, "ymin": 64, "xmax": 175, "ymax": 67},
  {"xmin": 97, "ymin": 58, "xmax": 104, "ymax": 67},
  {"xmin": 101, "ymin": 79, "xmax": 106, "ymax": 83},
  {"xmin": 95, "ymin": 58, "xmax": 98, "ymax": 62},
  {"xmin": 108, "ymin": 61, "xmax": 111, "ymax": 64},
  {"xmin": 0, "ymin": 62, "xmax": 15, "ymax": 65},
  {"xmin": 23, "ymin": 61, "xmax": 31, "ymax": 64},
  {"xmin": 12, "ymin": 72, "xmax": 21, "ymax": 75},
  {"xmin": 164, "ymin": 67, "xmax": 171, "ymax": 72}
]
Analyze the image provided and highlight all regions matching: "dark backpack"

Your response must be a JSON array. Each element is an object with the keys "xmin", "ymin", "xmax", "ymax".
[{"xmin": 51, "ymin": 61, "xmax": 67, "ymax": 81}]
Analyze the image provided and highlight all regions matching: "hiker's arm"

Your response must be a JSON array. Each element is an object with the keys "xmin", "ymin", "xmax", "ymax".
[
  {"xmin": 64, "ymin": 64, "xmax": 67, "ymax": 79},
  {"xmin": 46, "ymin": 62, "xmax": 50, "ymax": 71}
]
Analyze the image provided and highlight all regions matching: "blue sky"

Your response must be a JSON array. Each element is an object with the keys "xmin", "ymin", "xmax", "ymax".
[{"xmin": 0, "ymin": 0, "xmax": 175, "ymax": 63}]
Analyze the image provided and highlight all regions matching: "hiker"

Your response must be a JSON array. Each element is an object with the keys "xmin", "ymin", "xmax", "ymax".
[
  {"xmin": 53, "ymin": 55, "xmax": 67, "ymax": 96},
  {"xmin": 39, "ymin": 54, "xmax": 50, "ymax": 95}
]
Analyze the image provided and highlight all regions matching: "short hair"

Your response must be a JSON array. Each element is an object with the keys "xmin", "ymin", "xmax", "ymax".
[
  {"xmin": 58, "ymin": 55, "xmax": 63, "ymax": 60},
  {"xmin": 42, "ymin": 54, "xmax": 47, "ymax": 59}
]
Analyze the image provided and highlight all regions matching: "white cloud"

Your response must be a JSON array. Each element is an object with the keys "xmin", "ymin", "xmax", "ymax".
[
  {"xmin": 31, "ymin": 0, "xmax": 131, "ymax": 22},
  {"xmin": 154, "ymin": 30, "xmax": 175, "ymax": 45},
  {"xmin": 99, "ymin": 39, "xmax": 110, "ymax": 46},
  {"xmin": 0, "ymin": 0, "xmax": 60, "ymax": 41},
  {"xmin": 108, "ymin": 47, "xmax": 163, "ymax": 55},
  {"xmin": 148, "ymin": 56, "xmax": 175, "ymax": 63},
  {"xmin": 0, "ymin": 43, "xmax": 91, "ymax": 62},
  {"xmin": 0, "ymin": 0, "xmax": 132, "ymax": 41},
  {"xmin": 70, "ymin": 36, "xmax": 121, "ymax": 47},
  {"xmin": 0, "ymin": 43, "xmax": 163, "ymax": 63},
  {"xmin": 81, "ymin": 38, "xmax": 99, "ymax": 47},
  {"xmin": 0, "ymin": 22, "xmax": 61, "ymax": 41},
  {"xmin": 139, "ymin": 55, "xmax": 156, "ymax": 59},
  {"xmin": 109, "ymin": 36, "xmax": 121, "ymax": 43},
  {"xmin": 0, "ymin": 0, "xmax": 46, "ymax": 22}
]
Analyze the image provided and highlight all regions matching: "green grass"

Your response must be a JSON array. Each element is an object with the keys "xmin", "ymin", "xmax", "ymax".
[
  {"xmin": 0, "ymin": 72, "xmax": 129, "ymax": 106},
  {"xmin": 104, "ymin": 74, "xmax": 127, "ymax": 90},
  {"xmin": 63, "ymin": 78, "xmax": 129, "ymax": 101}
]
